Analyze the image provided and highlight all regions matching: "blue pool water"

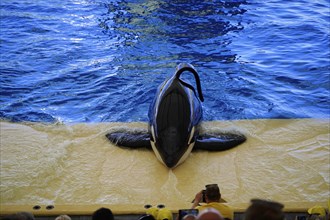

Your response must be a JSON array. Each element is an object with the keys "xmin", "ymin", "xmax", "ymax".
[{"xmin": 0, "ymin": 0, "xmax": 329, "ymax": 123}]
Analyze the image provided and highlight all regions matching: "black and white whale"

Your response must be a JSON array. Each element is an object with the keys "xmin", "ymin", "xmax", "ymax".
[{"xmin": 106, "ymin": 63, "xmax": 246, "ymax": 168}]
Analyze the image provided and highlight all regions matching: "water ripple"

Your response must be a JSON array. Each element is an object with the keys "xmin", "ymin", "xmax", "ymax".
[{"xmin": 0, "ymin": 0, "xmax": 329, "ymax": 122}]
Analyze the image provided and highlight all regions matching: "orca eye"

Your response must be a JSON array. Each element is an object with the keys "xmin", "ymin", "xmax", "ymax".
[
  {"xmin": 151, "ymin": 125, "xmax": 156, "ymax": 143},
  {"xmin": 188, "ymin": 126, "xmax": 195, "ymax": 144}
]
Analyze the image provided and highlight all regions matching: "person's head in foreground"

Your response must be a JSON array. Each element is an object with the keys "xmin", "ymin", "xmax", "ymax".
[
  {"xmin": 197, "ymin": 208, "xmax": 223, "ymax": 220},
  {"xmin": 55, "ymin": 215, "xmax": 71, "ymax": 220},
  {"xmin": 307, "ymin": 205, "xmax": 327, "ymax": 219},
  {"xmin": 92, "ymin": 207, "xmax": 114, "ymax": 220},
  {"xmin": 2, "ymin": 212, "xmax": 35, "ymax": 220},
  {"xmin": 244, "ymin": 199, "xmax": 285, "ymax": 220},
  {"xmin": 205, "ymin": 184, "xmax": 221, "ymax": 203}
]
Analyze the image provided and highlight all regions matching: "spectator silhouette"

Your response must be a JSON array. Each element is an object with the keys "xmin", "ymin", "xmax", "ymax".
[
  {"xmin": 2, "ymin": 212, "xmax": 35, "ymax": 220},
  {"xmin": 55, "ymin": 215, "xmax": 71, "ymax": 220},
  {"xmin": 92, "ymin": 207, "xmax": 114, "ymax": 220},
  {"xmin": 192, "ymin": 184, "xmax": 233, "ymax": 220},
  {"xmin": 244, "ymin": 199, "xmax": 285, "ymax": 220},
  {"xmin": 196, "ymin": 208, "xmax": 223, "ymax": 220}
]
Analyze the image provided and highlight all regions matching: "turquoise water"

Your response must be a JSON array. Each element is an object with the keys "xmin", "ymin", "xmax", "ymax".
[{"xmin": 0, "ymin": 0, "xmax": 329, "ymax": 123}]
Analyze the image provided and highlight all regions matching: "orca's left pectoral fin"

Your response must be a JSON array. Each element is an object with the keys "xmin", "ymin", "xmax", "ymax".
[
  {"xmin": 194, "ymin": 133, "xmax": 246, "ymax": 151},
  {"xmin": 106, "ymin": 132, "xmax": 151, "ymax": 149}
]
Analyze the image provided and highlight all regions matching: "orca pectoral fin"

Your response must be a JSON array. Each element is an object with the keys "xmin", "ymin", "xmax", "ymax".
[
  {"xmin": 106, "ymin": 132, "xmax": 151, "ymax": 149},
  {"xmin": 194, "ymin": 133, "xmax": 246, "ymax": 151}
]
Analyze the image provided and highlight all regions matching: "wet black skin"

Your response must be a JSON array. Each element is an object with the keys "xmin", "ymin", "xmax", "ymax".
[{"xmin": 106, "ymin": 63, "xmax": 246, "ymax": 168}]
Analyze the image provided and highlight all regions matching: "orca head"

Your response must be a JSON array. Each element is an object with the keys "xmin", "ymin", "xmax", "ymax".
[
  {"xmin": 150, "ymin": 82, "xmax": 196, "ymax": 168},
  {"xmin": 148, "ymin": 64, "xmax": 204, "ymax": 168}
]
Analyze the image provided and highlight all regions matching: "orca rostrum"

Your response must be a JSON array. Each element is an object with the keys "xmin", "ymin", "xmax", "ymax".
[{"xmin": 106, "ymin": 63, "xmax": 246, "ymax": 168}]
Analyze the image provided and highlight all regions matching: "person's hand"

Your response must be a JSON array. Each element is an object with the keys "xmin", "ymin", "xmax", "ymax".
[{"xmin": 191, "ymin": 190, "xmax": 203, "ymax": 208}]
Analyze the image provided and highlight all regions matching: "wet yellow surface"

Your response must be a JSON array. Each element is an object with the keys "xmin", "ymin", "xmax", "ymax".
[{"xmin": 0, "ymin": 119, "xmax": 329, "ymax": 215}]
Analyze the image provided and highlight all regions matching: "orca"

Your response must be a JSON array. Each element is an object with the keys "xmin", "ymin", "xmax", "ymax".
[{"xmin": 106, "ymin": 63, "xmax": 246, "ymax": 168}]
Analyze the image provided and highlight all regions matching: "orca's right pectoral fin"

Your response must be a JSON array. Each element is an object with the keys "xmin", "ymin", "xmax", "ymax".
[
  {"xmin": 106, "ymin": 132, "xmax": 151, "ymax": 149},
  {"xmin": 194, "ymin": 133, "xmax": 246, "ymax": 151}
]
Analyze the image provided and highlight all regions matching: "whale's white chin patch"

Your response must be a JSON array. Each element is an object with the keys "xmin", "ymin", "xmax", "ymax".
[
  {"xmin": 175, "ymin": 141, "xmax": 195, "ymax": 168},
  {"xmin": 150, "ymin": 140, "xmax": 166, "ymax": 166},
  {"xmin": 175, "ymin": 126, "xmax": 195, "ymax": 167}
]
